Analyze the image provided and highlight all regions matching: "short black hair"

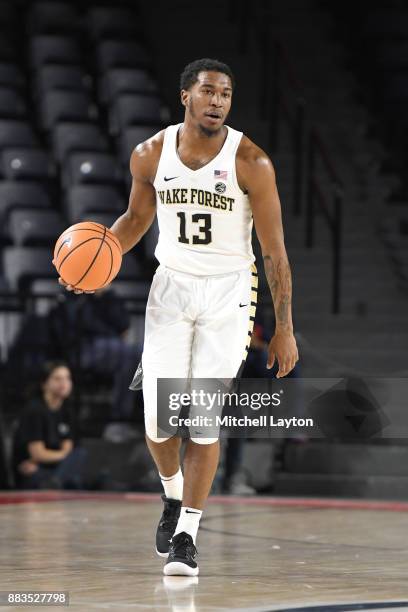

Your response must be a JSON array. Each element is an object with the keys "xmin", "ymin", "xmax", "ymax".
[
  {"xmin": 180, "ymin": 58, "xmax": 235, "ymax": 91},
  {"xmin": 39, "ymin": 360, "xmax": 71, "ymax": 386}
]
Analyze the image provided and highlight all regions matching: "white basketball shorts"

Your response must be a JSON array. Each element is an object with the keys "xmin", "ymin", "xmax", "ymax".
[{"xmin": 139, "ymin": 263, "xmax": 258, "ymax": 443}]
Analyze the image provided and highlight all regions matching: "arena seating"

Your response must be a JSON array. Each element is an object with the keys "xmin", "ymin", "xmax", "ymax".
[
  {"xmin": 64, "ymin": 184, "xmax": 125, "ymax": 223},
  {"xmin": 0, "ymin": 0, "xmax": 166, "ymax": 409},
  {"xmin": 0, "ymin": 0, "xmax": 164, "ymax": 297},
  {"xmin": 331, "ymin": 2, "xmax": 408, "ymax": 294}
]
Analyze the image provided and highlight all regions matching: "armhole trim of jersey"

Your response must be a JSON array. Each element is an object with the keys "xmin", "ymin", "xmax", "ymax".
[
  {"xmin": 151, "ymin": 128, "xmax": 169, "ymax": 186},
  {"xmin": 232, "ymin": 133, "xmax": 248, "ymax": 196}
]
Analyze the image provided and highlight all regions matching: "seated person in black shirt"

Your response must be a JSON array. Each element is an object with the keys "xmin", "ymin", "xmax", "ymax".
[{"xmin": 13, "ymin": 360, "xmax": 86, "ymax": 489}]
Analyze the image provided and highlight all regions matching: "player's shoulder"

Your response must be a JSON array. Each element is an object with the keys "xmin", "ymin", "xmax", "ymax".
[
  {"xmin": 236, "ymin": 134, "xmax": 274, "ymax": 170},
  {"xmin": 236, "ymin": 134, "xmax": 275, "ymax": 190},
  {"xmin": 132, "ymin": 129, "xmax": 165, "ymax": 162},
  {"xmin": 130, "ymin": 129, "xmax": 165, "ymax": 181}
]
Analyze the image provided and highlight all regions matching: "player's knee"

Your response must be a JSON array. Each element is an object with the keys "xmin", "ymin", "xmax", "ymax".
[
  {"xmin": 145, "ymin": 432, "xmax": 171, "ymax": 444},
  {"xmin": 144, "ymin": 414, "xmax": 171, "ymax": 444}
]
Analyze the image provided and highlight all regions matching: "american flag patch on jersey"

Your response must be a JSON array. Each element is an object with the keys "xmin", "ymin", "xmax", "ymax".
[{"xmin": 214, "ymin": 169, "xmax": 228, "ymax": 180}]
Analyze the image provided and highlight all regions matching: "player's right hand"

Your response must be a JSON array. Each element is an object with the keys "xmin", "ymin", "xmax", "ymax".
[{"xmin": 53, "ymin": 259, "xmax": 95, "ymax": 294}]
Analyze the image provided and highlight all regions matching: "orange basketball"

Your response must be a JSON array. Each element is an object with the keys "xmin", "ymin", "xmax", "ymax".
[{"xmin": 53, "ymin": 221, "xmax": 122, "ymax": 291}]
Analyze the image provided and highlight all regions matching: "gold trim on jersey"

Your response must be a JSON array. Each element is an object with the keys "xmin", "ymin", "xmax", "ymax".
[{"xmin": 242, "ymin": 263, "xmax": 258, "ymax": 361}]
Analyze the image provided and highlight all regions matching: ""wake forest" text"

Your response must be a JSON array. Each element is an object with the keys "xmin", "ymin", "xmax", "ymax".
[{"xmin": 157, "ymin": 188, "xmax": 234, "ymax": 212}]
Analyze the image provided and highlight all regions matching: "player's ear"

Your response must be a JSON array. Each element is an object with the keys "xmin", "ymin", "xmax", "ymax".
[{"xmin": 180, "ymin": 88, "xmax": 188, "ymax": 108}]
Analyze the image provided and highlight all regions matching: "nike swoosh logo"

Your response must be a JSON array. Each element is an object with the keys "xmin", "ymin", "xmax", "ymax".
[
  {"xmin": 239, "ymin": 303, "xmax": 248, "ymax": 308},
  {"xmin": 164, "ymin": 176, "xmax": 178, "ymax": 181},
  {"xmin": 185, "ymin": 509, "xmax": 201, "ymax": 514}
]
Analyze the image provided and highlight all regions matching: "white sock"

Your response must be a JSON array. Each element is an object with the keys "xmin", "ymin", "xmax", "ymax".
[
  {"xmin": 173, "ymin": 507, "xmax": 202, "ymax": 544},
  {"xmin": 159, "ymin": 467, "xmax": 183, "ymax": 501}
]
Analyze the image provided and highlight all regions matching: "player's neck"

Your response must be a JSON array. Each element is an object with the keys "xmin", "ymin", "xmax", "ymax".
[{"xmin": 180, "ymin": 117, "xmax": 227, "ymax": 150}]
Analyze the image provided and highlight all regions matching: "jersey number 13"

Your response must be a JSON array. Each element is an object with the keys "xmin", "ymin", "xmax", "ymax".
[{"xmin": 177, "ymin": 212, "xmax": 212, "ymax": 245}]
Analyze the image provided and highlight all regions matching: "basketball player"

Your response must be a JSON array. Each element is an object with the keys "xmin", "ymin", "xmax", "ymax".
[{"xmin": 56, "ymin": 58, "xmax": 299, "ymax": 576}]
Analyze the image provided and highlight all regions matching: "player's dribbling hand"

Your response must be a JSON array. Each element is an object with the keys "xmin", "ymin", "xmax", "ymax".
[
  {"xmin": 58, "ymin": 276, "xmax": 95, "ymax": 294},
  {"xmin": 267, "ymin": 331, "xmax": 299, "ymax": 378},
  {"xmin": 52, "ymin": 259, "xmax": 95, "ymax": 294}
]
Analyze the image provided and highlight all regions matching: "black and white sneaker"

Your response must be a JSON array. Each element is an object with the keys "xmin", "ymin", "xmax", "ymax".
[
  {"xmin": 156, "ymin": 495, "xmax": 182, "ymax": 558},
  {"xmin": 163, "ymin": 531, "xmax": 199, "ymax": 576}
]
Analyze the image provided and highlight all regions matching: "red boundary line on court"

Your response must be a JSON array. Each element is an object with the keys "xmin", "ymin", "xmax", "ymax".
[{"xmin": 0, "ymin": 491, "xmax": 408, "ymax": 512}]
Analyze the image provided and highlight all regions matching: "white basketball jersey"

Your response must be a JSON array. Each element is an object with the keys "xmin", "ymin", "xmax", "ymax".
[{"xmin": 152, "ymin": 122, "xmax": 255, "ymax": 275}]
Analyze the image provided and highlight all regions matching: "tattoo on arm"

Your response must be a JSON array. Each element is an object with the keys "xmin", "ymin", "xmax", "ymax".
[
  {"xmin": 263, "ymin": 255, "xmax": 292, "ymax": 331},
  {"xmin": 263, "ymin": 255, "xmax": 278, "ymax": 301}
]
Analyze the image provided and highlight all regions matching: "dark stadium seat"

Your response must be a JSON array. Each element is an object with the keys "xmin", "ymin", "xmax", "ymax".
[
  {"xmin": 0, "ymin": 273, "xmax": 10, "ymax": 291},
  {"xmin": 0, "ymin": 39, "xmax": 17, "ymax": 62},
  {"xmin": 110, "ymin": 94, "xmax": 162, "ymax": 134},
  {"xmin": 8, "ymin": 209, "xmax": 65, "ymax": 247},
  {"xmin": 87, "ymin": 7, "xmax": 140, "ymax": 41},
  {"xmin": 0, "ymin": 225, "xmax": 12, "ymax": 247},
  {"xmin": 96, "ymin": 41, "xmax": 150, "ymax": 73},
  {"xmin": 1, "ymin": 148, "xmax": 55, "ymax": 181},
  {"xmin": 63, "ymin": 152, "xmax": 122, "ymax": 189},
  {"xmin": 30, "ymin": 36, "xmax": 81, "ymax": 69},
  {"xmin": 117, "ymin": 126, "xmax": 158, "ymax": 165},
  {"xmin": 113, "ymin": 280, "xmax": 151, "ymax": 300},
  {"xmin": 0, "ymin": 121, "xmax": 38, "ymax": 150},
  {"xmin": 115, "ymin": 253, "xmax": 144, "ymax": 280},
  {"xmin": 29, "ymin": 279, "xmax": 63, "ymax": 316},
  {"xmin": 27, "ymin": 3, "xmax": 78, "ymax": 35},
  {"xmin": 0, "ymin": 2, "xmax": 17, "ymax": 27},
  {"xmin": 2, "ymin": 246, "xmax": 55, "ymax": 291},
  {"xmin": 64, "ymin": 185, "xmax": 125, "ymax": 223},
  {"xmin": 0, "ymin": 181, "xmax": 51, "ymax": 222},
  {"xmin": 87, "ymin": 211, "xmax": 118, "ymax": 229},
  {"xmin": 52, "ymin": 123, "xmax": 109, "ymax": 163},
  {"xmin": 376, "ymin": 42, "xmax": 408, "ymax": 72},
  {"xmin": 100, "ymin": 68, "xmax": 158, "ymax": 104},
  {"xmin": 0, "ymin": 63, "xmax": 24, "ymax": 89},
  {"xmin": 35, "ymin": 65, "xmax": 90, "ymax": 95},
  {"xmin": 0, "ymin": 87, "xmax": 26, "ymax": 119},
  {"xmin": 40, "ymin": 91, "xmax": 97, "ymax": 130},
  {"xmin": 384, "ymin": 75, "xmax": 408, "ymax": 101},
  {"xmin": 30, "ymin": 278, "xmax": 61, "ymax": 297},
  {"xmin": 363, "ymin": 11, "xmax": 408, "ymax": 39}
]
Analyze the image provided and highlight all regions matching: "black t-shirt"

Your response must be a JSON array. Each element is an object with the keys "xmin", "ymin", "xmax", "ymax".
[{"xmin": 13, "ymin": 396, "xmax": 75, "ymax": 469}]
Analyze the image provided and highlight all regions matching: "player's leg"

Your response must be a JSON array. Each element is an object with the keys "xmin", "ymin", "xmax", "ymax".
[
  {"xmin": 164, "ymin": 266, "xmax": 257, "ymax": 576},
  {"xmin": 182, "ymin": 439, "xmax": 220, "ymax": 509},
  {"xmin": 164, "ymin": 439, "xmax": 220, "ymax": 577},
  {"xmin": 141, "ymin": 266, "xmax": 195, "ymax": 557},
  {"xmin": 145, "ymin": 434, "xmax": 182, "ymax": 478},
  {"xmin": 145, "ymin": 435, "xmax": 184, "ymax": 559}
]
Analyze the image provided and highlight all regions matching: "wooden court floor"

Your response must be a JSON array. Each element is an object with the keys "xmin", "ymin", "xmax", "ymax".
[{"xmin": 0, "ymin": 491, "xmax": 408, "ymax": 611}]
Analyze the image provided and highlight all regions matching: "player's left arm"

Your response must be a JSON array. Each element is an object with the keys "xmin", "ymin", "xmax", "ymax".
[{"xmin": 237, "ymin": 138, "xmax": 299, "ymax": 378}]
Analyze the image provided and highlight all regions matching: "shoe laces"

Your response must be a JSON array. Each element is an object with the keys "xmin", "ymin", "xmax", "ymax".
[{"xmin": 171, "ymin": 532, "xmax": 196, "ymax": 559}]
